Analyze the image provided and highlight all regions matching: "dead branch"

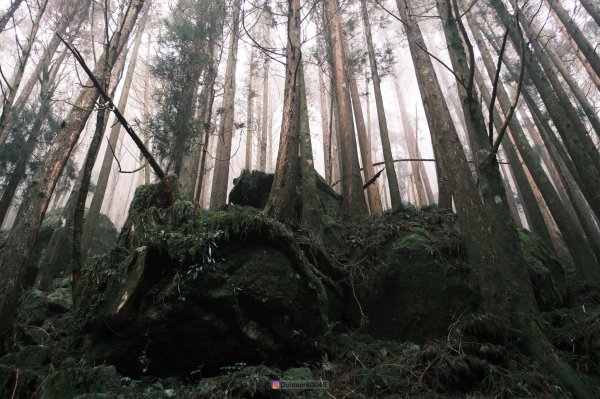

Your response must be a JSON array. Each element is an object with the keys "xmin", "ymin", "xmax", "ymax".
[
  {"xmin": 488, "ymin": 28, "xmax": 509, "ymax": 147},
  {"xmin": 492, "ymin": 9, "xmax": 526, "ymax": 155},
  {"xmin": 57, "ymin": 33, "xmax": 165, "ymax": 180}
]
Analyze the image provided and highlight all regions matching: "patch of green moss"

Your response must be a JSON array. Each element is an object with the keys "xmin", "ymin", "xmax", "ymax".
[
  {"xmin": 393, "ymin": 232, "xmax": 433, "ymax": 254},
  {"xmin": 47, "ymin": 287, "xmax": 73, "ymax": 312}
]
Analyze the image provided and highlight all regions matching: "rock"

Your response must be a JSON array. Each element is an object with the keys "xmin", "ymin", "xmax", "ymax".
[
  {"xmin": 46, "ymin": 287, "xmax": 73, "ymax": 312},
  {"xmin": 355, "ymin": 229, "xmax": 479, "ymax": 342},
  {"xmin": 15, "ymin": 345, "xmax": 49, "ymax": 371},
  {"xmin": 77, "ymin": 180, "xmax": 328, "ymax": 377},
  {"xmin": 228, "ymin": 169, "xmax": 342, "ymax": 215},
  {"xmin": 18, "ymin": 289, "xmax": 47, "ymax": 325}
]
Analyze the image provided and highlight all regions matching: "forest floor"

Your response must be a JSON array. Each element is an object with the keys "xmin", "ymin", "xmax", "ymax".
[{"xmin": 1, "ymin": 177, "xmax": 600, "ymax": 398}]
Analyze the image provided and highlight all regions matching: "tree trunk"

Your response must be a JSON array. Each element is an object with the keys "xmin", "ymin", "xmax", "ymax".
[
  {"xmin": 391, "ymin": 73, "xmax": 428, "ymax": 207},
  {"xmin": 0, "ymin": 46, "xmax": 68, "ymax": 226},
  {"xmin": 80, "ymin": 1, "xmax": 151, "ymax": 260},
  {"xmin": 347, "ymin": 64, "xmax": 383, "ymax": 215},
  {"xmin": 245, "ymin": 48, "xmax": 255, "ymax": 170},
  {"xmin": 545, "ymin": 43, "xmax": 600, "ymax": 138},
  {"xmin": 325, "ymin": 0, "xmax": 368, "ymax": 216},
  {"xmin": 488, "ymin": 0, "xmax": 600, "ymax": 221},
  {"xmin": 264, "ymin": 0, "xmax": 301, "ymax": 223},
  {"xmin": 0, "ymin": 0, "xmax": 48, "ymax": 141},
  {"xmin": 579, "ymin": 0, "xmax": 600, "ymax": 27},
  {"xmin": 0, "ymin": 1, "xmax": 88, "ymax": 148},
  {"xmin": 0, "ymin": 0, "xmax": 24, "ymax": 33},
  {"xmin": 0, "ymin": 0, "xmax": 145, "ymax": 342},
  {"xmin": 210, "ymin": 0, "xmax": 241, "ymax": 208},
  {"xmin": 547, "ymin": 0, "xmax": 600, "ymax": 91},
  {"xmin": 360, "ymin": 0, "xmax": 401, "ymax": 209},
  {"xmin": 318, "ymin": 66, "xmax": 332, "ymax": 184},
  {"xmin": 299, "ymin": 65, "xmax": 321, "ymax": 230},
  {"xmin": 396, "ymin": 0, "xmax": 538, "ymax": 319}
]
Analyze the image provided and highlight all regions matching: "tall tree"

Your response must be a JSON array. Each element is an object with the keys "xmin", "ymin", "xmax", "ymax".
[
  {"xmin": 360, "ymin": 0, "xmax": 401, "ymax": 209},
  {"xmin": 0, "ymin": 1, "xmax": 89, "ymax": 148},
  {"xmin": 546, "ymin": 0, "xmax": 600, "ymax": 91},
  {"xmin": 210, "ymin": 0, "xmax": 241, "ymax": 209},
  {"xmin": 347, "ymin": 61, "xmax": 384, "ymax": 215},
  {"xmin": 0, "ymin": 0, "xmax": 24, "ymax": 33},
  {"xmin": 325, "ymin": 0, "xmax": 368, "ymax": 215},
  {"xmin": 244, "ymin": 47, "xmax": 256, "ymax": 170},
  {"xmin": 580, "ymin": 0, "xmax": 600, "ymax": 27},
  {"xmin": 489, "ymin": 0, "xmax": 600, "ymax": 222},
  {"xmin": 0, "ymin": 0, "xmax": 146, "ymax": 342},
  {"xmin": 264, "ymin": 0, "xmax": 301, "ymax": 222},
  {"xmin": 80, "ymin": 1, "xmax": 152, "ymax": 260}
]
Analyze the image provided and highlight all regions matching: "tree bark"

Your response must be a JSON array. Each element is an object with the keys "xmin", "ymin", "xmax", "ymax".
[
  {"xmin": 210, "ymin": 0, "xmax": 241, "ymax": 208},
  {"xmin": 245, "ymin": 48, "xmax": 255, "ymax": 170},
  {"xmin": 360, "ymin": 0, "xmax": 401, "ymax": 209},
  {"xmin": 0, "ymin": 1, "xmax": 88, "ymax": 148},
  {"xmin": 325, "ymin": 0, "xmax": 369, "ymax": 216},
  {"xmin": 264, "ymin": 0, "xmax": 301, "ymax": 223},
  {"xmin": 489, "ymin": 0, "xmax": 600, "ymax": 221},
  {"xmin": 391, "ymin": 73, "xmax": 428, "ymax": 207},
  {"xmin": 579, "ymin": 0, "xmax": 600, "ymax": 27},
  {"xmin": 347, "ymin": 64, "xmax": 383, "ymax": 215},
  {"xmin": 0, "ymin": 0, "xmax": 48, "ymax": 141},
  {"xmin": 0, "ymin": 0, "xmax": 25, "ymax": 32},
  {"xmin": 546, "ymin": 0, "xmax": 600, "ymax": 91},
  {"xmin": 545, "ymin": 42, "xmax": 600, "ymax": 138},
  {"xmin": 318, "ymin": 66, "xmax": 332, "ymax": 184},
  {"xmin": 397, "ymin": 0, "xmax": 539, "ymax": 318},
  {"xmin": 80, "ymin": 1, "xmax": 151, "ymax": 260},
  {"xmin": 0, "ymin": 0, "xmax": 145, "ymax": 342}
]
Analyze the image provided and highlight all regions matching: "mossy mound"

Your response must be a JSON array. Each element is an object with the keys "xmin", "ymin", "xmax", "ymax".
[
  {"xmin": 0, "ymin": 209, "xmax": 118, "ymax": 287},
  {"xmin": 76, "ymin": 177, "xmax": 328, "ymax": 377}
]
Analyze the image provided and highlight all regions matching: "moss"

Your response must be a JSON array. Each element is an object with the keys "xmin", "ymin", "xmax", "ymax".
[
  {"xmin": 15, "ymin": 345, "xmax": 49, "ymax": 371},
  {"xmin": 393, "ymin": 232, "xmax": 433, "ymax": 254},
  {"xmin": 47, "ymin": 287, "xmax": 73, "ymax": 312},
  {"xmin": 18, "ymin": 289, "xmax": 47, "ymax": 325}
]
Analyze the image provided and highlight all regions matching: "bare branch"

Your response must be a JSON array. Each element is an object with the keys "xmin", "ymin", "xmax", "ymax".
[
  {"xmin": 492, "ymin": 10, "xmax": 525, "ymax": 155},
  {"xmin": 488, "ymin": 28, "xmax": 509, "ymax": 147},
  {"xmin": 57, "ymin": 33, "xmax": 165, "ymax": 180}
]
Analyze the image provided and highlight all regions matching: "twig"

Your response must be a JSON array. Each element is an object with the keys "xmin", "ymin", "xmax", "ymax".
[
  {"xmin": 57, "ymin": 33, "xmax": 165, "ymax": 180},
  {"xmin": 106, "ymin": 137, "xmax": 149, "ymax": 174}
]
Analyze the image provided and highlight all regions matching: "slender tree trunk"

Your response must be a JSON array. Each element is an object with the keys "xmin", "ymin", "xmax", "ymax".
[
  {"xmin": 347, "ymin": 64, "xmax": 383, "ymax": 215},
  {"xmin": 0, "ymin": 1, "xmax": 88, "ymax": 148},
  {"xmin": 396, "ymin": 0, "xmax": 537, "ymax": 318},
  {"xmin": 0, "ymin": 0, "xmax": 24, "ymax": 33},
  {"xmin": 245, "ymin": 48, "xmax": 255, "ymax": 170},
  {"xmin": 546, "ymin": 0, "xmax": 600, "ymax": 91},
  {"xmin": 391, "ymin": 73, "xmax": 428, "ymax": 207},
  {"xmin": 488, "ymin": 0, "xmax": 600, "ymax": 221},
  {"xmin": 579, "ymin": 0, "xmax": 600, "ymax": 27},
  {"xmin": 360, "ymin": 0, "xmax": 401, "ymax": 209},
  {"xmin": 318, "ymin": 67, "xmax": 332, "ymax": 184},
  {"xmin": 325, "ymin": 0, "xmax": 368, "ymax": 215},
  {"xmin": 0, "ymin": 46, "xmax": 68, "ymax": 226},
  {"xmin": 0, "ymin": 0, "xmax": 48, "ymax": 138},
  {"xmin": 299, "ymin": 65, "xmax": 321, "ymax": 230},
  {"xmin": 0, "ymin": 0, "xmax": 145, "ymax": 342},
  {"xmin": 414, "ymin": 109, "xmax": 434, "ymax": 204},
  {"xmin": 264, "ymin": 0, "xmax": 301, "ymax": 222},
  {"xmin": 545, "ymin": 43, "xmax": 600, "ymax": 138},
  {"xmin": 499, "ymin": 164, "xmax": 522, "ymax": 228},
  {"xmin": 210, "ymin": 0, "xmax": 241, "ymax": 208},
  {"xmin": 80, "ymin": 2, "xmax": 151, "ymax": 260}
]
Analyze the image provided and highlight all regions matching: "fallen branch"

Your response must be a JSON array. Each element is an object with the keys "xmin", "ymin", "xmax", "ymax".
[
  {"xmin": 57, "ymin": 33, "xmax": 165, "ymax": 180},
  {"xmin": 363, "ymin": 169, "xmax": 384, "ymax": 189}
]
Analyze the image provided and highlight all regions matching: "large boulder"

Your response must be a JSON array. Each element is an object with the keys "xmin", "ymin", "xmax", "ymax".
[
  {"xmin": 77, "ymin": 177, "xmax": 328, "ymax": 377},
  {"xmin": 228, "ymin": 169, "xmax": 342, "ymax": 215}
]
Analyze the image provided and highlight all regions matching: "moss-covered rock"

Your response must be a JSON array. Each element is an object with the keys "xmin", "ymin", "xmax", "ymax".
[
  {"xmin": 15, "ymin": 345, "xmax": 49, "ymax": 371},
  {"xmin": 77, "ymin": 178, "xmax": 328, "ymax": 377}
]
